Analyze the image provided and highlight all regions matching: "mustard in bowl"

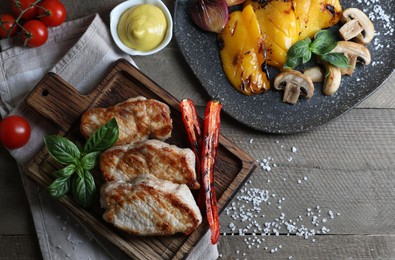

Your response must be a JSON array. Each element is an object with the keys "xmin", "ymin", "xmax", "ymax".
[{"xmin": 110, "ymin": 0, "xmax": 173, "ymax": 56}]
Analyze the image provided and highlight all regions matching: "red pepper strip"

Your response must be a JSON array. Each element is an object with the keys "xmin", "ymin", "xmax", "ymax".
[
  {"xmin": 201, "ymin": 100, "xmax": 221, "ymax": 245},
  {"xmin": 180, "ymin": 99, "xmax": 204, "ymax": 208}
]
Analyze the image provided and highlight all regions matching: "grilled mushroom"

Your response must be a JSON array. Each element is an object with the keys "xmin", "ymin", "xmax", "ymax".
[
  {"xmin": 339, "ymin": 8, "xmax": 375, "ymax": 44},
  {"xmin": 331, "ymin": 41, "xmax": 371, "ymax": 75},
  {"xmin": 303, "ymin": 67, "xmax": 324, "ymax": 83},
  {"xmin": 322, "ymin": 62, "xmax": 342, "ymax": 96},
  {"xmin": 274, "ymin": 70, "xmax": 314, "ymax": 105}
]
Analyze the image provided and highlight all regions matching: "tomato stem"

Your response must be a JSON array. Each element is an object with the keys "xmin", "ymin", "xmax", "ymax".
[{"xmin": 7, "ymin": 0, "xmax": 42, "ymax": 38}]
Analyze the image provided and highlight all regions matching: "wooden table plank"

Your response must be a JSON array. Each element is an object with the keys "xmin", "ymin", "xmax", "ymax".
[
  {"xmin": 218, "ymin": 109, "xmax": 395, "ymax": 234},
  {"xmin": 218, "ymin": 235, "xmax": 395, "ymax": 259},
  {"xmin": 0, "ymin": 235, "xmax": 41, "ymax": 259}
]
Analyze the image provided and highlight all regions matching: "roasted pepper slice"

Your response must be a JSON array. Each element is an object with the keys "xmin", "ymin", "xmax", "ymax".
[
  {"xmin": 180, "ymin": 98, "xmax": 204, "ymax": 209},
  {"xmin": 201, "ymin": 100, "xmax": 221, "ymax": 244}
]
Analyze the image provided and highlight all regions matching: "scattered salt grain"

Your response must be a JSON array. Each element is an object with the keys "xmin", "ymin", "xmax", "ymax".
[
  {"xmin": 249, "ymin": 138, "xmax": 254, "ymax": 144},
  {"xmin": 220, "ymin": 138, "xmax": 340, "ymax": 258}
]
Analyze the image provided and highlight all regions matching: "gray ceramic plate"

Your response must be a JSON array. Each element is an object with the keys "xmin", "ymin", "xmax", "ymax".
[{"xmin": 174, "ymin": 0, "xmax": 395, "ymax": 133}]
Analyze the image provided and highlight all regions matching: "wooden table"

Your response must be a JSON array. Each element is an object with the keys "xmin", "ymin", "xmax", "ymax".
[{"xmin": 1, "ymin": 1, "xmax": 394, "ymax": 259}]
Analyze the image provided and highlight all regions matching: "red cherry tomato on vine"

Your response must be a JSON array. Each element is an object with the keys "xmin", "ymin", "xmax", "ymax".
[
  {"xmin": 37, "ymin": 0, "xmax": 66, "ymax": 27},
  {"xmin": 0, "ymin": 115, "xmax": 31, "ymax": 149},
  {"xmin": 11, "ymin": 0, "xmax": 38, "ymax": 20},
  {"xmin": 0, "ymin": 14, "xmax": 17, "ymax": 38},
  {"xmin": 21, "ymin": 19, "xmax": 48, "ymax": 47}
]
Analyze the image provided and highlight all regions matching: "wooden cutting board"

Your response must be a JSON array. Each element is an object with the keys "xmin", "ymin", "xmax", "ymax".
[{"xmin": 24, "ymin": 59, "xmax": 256, "ymax": 259}]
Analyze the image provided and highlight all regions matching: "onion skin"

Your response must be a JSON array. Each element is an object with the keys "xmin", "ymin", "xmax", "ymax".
[{"xmin": 191, "ymin": 0, "xmax": 229, "ymax": 33}]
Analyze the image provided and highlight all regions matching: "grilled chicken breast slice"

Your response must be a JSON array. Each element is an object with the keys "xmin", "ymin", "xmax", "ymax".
[
  {"xmin": 100, "ymin": 139, "xmax": 200, "ymax": 189},
  {"xmin": 80, "ymin": 96, "xmax": 172, "ymax": 146},
  {"xmin": 100, "ymin": 175, "xmax": 202, "ymax": 236}
]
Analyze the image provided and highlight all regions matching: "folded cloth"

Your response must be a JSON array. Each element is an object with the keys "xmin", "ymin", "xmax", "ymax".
[{"xmin": 0, "ymin": 13, "xmax": 218, "ymax": 260}]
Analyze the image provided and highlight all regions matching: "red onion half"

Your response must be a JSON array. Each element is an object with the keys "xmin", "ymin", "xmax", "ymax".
[{"xmin": 191, "ymin": 0, "xmax": 229, "ymax": 33}]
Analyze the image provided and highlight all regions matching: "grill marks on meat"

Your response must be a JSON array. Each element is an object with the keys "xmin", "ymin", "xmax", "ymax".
[
  {"xmin": 100, "ymin": 175, "xmax": 202, "ymax": 236},
  {"xmin": 100, "ymin": 140, "xmax": 200, "ymax": 189},
  {"xmin": 92, "ymin": 97, "xmax": 202, "ymax": 236},
  {"xmin": 80, "ymin": 96, "xmax": 172, "ymax": 146}
]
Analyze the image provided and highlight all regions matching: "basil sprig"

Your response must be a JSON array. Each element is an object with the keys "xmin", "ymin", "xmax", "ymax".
[
  {"xmin": 284, "ymin": 30, "xmax": 349, "ymax": 69},
  {"xmin": 44, "ymin": 118, "xmax": 119, "ymax": 207}
]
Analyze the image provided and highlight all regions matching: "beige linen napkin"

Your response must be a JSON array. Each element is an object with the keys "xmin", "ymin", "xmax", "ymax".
[{"xmin": 0, "ymin": 13, "xmax": 218, "ymax": 260}]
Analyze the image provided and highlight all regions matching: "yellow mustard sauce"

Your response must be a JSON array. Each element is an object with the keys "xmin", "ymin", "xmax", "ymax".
[{"xmin": 117, "ymin": 4, "xmax": 167, "ymax": 51}]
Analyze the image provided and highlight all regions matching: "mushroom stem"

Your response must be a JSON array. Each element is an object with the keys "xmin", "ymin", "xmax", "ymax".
[
  {"xmin": 339, "ymin": 19, "xmax": 363, "ymax": 41},
  {"xmin": 283, "ymin": 82, "xmax": 302, "ymax": 104}
]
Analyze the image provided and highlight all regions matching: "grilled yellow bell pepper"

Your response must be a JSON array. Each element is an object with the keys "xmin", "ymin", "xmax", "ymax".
[
  {"xmin": 295, "ymin": 0, "xmax": 342, "ymax": 40},
  {"xmin": 218, "ymin": 4, "xmax": 270, "ymax": 95},
  {"xmin": 245, "ymin": 0, "xmax": 342, "ymax": 69}
]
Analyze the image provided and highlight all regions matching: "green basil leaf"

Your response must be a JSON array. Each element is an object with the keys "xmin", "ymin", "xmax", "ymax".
[
  {"xmin": 284, "ymin": 56, "xmax": 301, "ymax": 69},
  {"xmin": 81, "ymin": 151, "xmax": 101, "ymax": 170},
  {"xmin": 310, "ymin": 30, "xmax": 337, "ymax": 55},
  {"xmin": 320, "ymin": 52, "xmax": 349, "ymax": 68},
  {"xmin": 83, "ymin": 118, "xmax": 119, "ymax": 153},
  {"xmin": 47, "ymin": 176, "xmax": 71, "ymax": 198},
  {"xmin": 44, "ymin": 135, "xmax": 80, "ymax": 165},
  {"xmin": 287, "ymin": 37, "xmax": 311, "ymax": 58},
  {"xmin": 53, "ymin": 164, "xmax": 76, "ymax": 178},
  {"xmin": 72, "ymin": 169, "xmax": 96, "ymax": 208},
  {"xmin": 302, "ymin": 51, "xmax": 312, "ymax": 64}
]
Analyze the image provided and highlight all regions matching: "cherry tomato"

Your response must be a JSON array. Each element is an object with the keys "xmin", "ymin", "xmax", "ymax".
[
  {"xmin": 11, "ymin": 0, "xmax": 38, "ymax": 20},
  {"xmin": 0, "ymin": 115, "xmax": 31, "ymax": 149},
  {"xmin": 0, "ymin": 14, "xmax": 17, "ymax": 38},
  {"xmin": 21, "ymin": 19, "xmax": 48, "ymax": 47},
  {"xmin": 37, "ymin": 0, "xmax": 66, "ymax": 27}
]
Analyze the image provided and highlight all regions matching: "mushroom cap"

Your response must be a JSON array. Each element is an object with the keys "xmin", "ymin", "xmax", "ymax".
[
  {"xmin": 274, "ymin": 70, "xmax": 314, "ymax": 104},
  {"xmin": 322, "ymin": 62, "xmax": 342, "ymax": 96},
  {"xmin": 340, "ymin": 8, "xmax": 375, "ymax": 44},
  {"xmin": 332, "ymin": 41, "xmax": 371, "ymax": 65}
]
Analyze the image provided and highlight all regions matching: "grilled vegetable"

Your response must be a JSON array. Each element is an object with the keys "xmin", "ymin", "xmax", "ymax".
[
  {"xmin": 295, "ymin": 0, "xmax": 342, "ymax": 40},
  {"xmin": 245, "ymin": 0, "xmax": 342, "ymax": 69},
  {"xmin": 180, "ymin": 99, "xmax": 204, "ymax": 208},
  {"xmin": 218, "ymin": 4, "xmax": 270, "ymax": 95},
  {"xmin": 201, "ymin": 100, "xmax": 221, "ymax": 244},
  {"xmin": 191, "ymin": 0, "xmax": 229, "ymax": 33}
]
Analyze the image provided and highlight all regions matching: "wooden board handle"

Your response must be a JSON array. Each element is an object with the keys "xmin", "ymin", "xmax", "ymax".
[{"xmin": 25, "ymin": 73, "xmax": 93, "ymax": 132}]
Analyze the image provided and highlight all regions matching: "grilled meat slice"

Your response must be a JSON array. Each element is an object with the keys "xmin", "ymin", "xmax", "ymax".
[
  {"xmin": 100, "ymin": 175, "xmax": 202, "ymax": 236},
  {"xmin": 100, "ymin": 139, "xmax": 200, "ymax": 189},
  {"xmin": 80, "ymin": 96, "xmax": 172, "ymax": 146}
]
